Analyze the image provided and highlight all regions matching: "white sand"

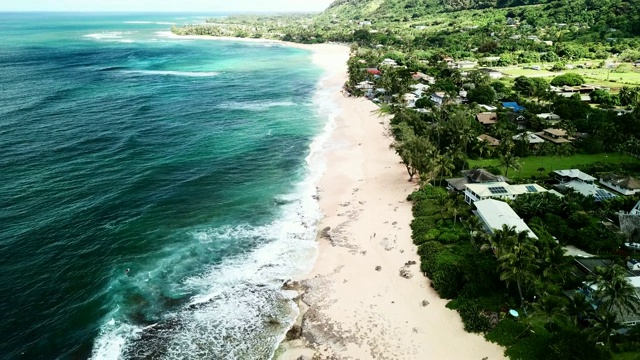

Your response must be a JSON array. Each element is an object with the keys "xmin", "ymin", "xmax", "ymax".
[{"xmin": 162, "ymin": 32, "xmax": 505, "ymax": 359}]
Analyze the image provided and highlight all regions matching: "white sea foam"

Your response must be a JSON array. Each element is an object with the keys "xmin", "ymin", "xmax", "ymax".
[
  {"xmin": 90, "ymin": 58, "xmax": 340, "ymax": 360},
  {"xmin": 84, "ymin": 32, "xmax": 136, "ymax": 41},
  {"xmin": 215, "ymin": 100, "xmax": 297, "ymax": 111},
  {"xmin": 124, "ymin": 70, "xmax": 220, "ymax": 77}
]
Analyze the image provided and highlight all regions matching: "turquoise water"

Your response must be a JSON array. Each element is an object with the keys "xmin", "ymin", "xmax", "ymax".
[{"xmin": 0, "ymin": 13, "xmax": 330, "ymax": 359}]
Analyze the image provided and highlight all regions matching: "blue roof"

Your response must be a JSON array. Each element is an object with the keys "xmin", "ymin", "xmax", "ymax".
[{"xmin": 502, "ymin": 102, "xmax": 525, "ymax": 112}]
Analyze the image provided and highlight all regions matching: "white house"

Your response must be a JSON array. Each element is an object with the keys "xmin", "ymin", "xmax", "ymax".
[
  {"xmin": 430, "ymin": 92, "xmax": 446, "ymax": 106},
  {"xmin": 537, "ymin": 113, "xmax": 561, "ymax": 120},
  {"xmin": 599, "ymin": 175, "xmax": 640, "ymax": 196},
  {"xmin": 411, "ymin": 83, "xmax": 431, "ymax": 92},
  {"xmin": 513, "ymin": 131, "xmax": 546, "ymax": 145},
  {"xmin": 474, "ymin": 199, "xmax": 538, "ymax": 239},
  {"xmin": 380, "ymin": 58, "xmax": 398, "ymax": 66},
  {"xmin": 403, "ymin": 93, "xmax": 417, "ymax": 108},
  {"xmin": 553, "ymin": 169, "xmax": 596, "ymax": 184},
  {"xmin": 453, "ymin": 60, "xmax": 478, "ymax": 69},
  {"xmin": 464, "ymin": 182, "xmax": 547, "ymax": 204}
]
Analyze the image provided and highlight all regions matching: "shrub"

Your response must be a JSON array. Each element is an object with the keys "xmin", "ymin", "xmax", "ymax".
[
  {"xmin": 437, "ymin": 231, "xmax": 460, "ymax": 244},
  {"xmin": 431, "ymin": 251, "xmax": 465, "ymax": 298},
  {"xmin": 410, "ymin": 216, "xmax": 437, "ymax": 244},
  {"xmin": 485, "ymin": 319, "xmax": 529, "ymax": 346},
  {"xmin": 418, "ymin": 241, "xmax": 445, "ymax": 276},
  {"xmin": 550, "ymin": 330, "xmax": 612, "ymax": 360},
  {"xmin": 504, "ymin": 332, "xmax": 554, "ymax": 360},
  {"xmin": 448, "ymin": 300, "xmax": 493, "ymax": 333},
  {"xmin": 550, "ymin": 73, "xmax": 585, "ymax": 87}
]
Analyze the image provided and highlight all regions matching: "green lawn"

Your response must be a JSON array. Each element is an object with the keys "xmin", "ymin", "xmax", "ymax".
[
  {"xmin": 496, "ymin": 65, "xmax": 640, "ymax": 88},
  {"xmin": 469, "ymin": 153, "xmax": 640, "ymax": 179},
  {"xmin": 613, "ymin": 353, "xmax": 640, "ymax": 360}
]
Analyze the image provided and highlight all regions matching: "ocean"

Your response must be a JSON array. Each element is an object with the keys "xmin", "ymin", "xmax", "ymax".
[{"xmin": 0, "ymin": 13, "xmax": 334, "ymax": 359}]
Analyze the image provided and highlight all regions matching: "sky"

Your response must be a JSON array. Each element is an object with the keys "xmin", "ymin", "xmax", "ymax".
[{"xmin": 0, "ymin": 0, "xmax": 335, "ymax": 12}]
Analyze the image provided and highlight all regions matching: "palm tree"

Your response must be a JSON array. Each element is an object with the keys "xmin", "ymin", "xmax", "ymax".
[
  {"xmin": 565, "ymin": 292, "xmax": 595, "ymax": 329},
  {"xmin": 500, "ymin": 153, "xmax": 521, "ymax": 178},
  {"xmin": 586, "ymin": 312, "xmax": 622, "ymax": 347},
  {"xmin": 588, "ymin": 265, "xmax": 640, "ymax": 318},
  {"xmin": 497, "ymin": 227, "xmax": 539, "ymax": 308},
  {"xmin": 462, "ymin": 215, "xmax": 485, "ymax": 249},
  {"xmin": 541, "ymin": 245, "xmax": 573, "ymax": 285},
  {"xmin": 529, "ymin": 293, "xmax": 568, "ymax": 333},
  {"xmin": 432, "ymin": 152, "xmax": 455, "ymax": 187}
]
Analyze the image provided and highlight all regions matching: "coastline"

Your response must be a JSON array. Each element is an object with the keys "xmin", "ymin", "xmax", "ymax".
[
  {"xmin": 163, "ymin": 32, "xmax": 505, "ymax": 359},
  {"xmin": 273, "ymin": 40, "xmax": 505, "ymax": 359}
]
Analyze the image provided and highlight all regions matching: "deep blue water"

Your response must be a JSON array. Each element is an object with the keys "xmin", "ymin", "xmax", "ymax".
[{"xmin": 0, "ymin": 13, "xmax": 327, "ymax": 359}]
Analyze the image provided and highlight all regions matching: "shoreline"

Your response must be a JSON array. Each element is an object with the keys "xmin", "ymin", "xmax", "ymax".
[{"xmin": 164, "ymin": 32, "xmax": 505, "ymax": 359}]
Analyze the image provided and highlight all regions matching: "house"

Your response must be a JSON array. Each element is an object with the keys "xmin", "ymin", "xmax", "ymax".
[
  {"xmin": 356, "ymin": 81, "xmax": 374, "ymax": 90},
  {"xmin": 478, "ymin": 67, "xmax": 504, "ymax": 79},
  {"xmin": 476, "ymin": 112, "xmax": 498, "ymax": 126},
  {"xmin": 412, "ymin": 72, "xmax": 435, "ymax": 84},
  {"xmin": 430, "ymin": 92, "xmax": 446, "ymax": 106},
  {"xmin": 442, "ymin": 56, "xmax": 454, "ymax": 63},
  {"xmin": 403, "ymin": 93, "xmax": 417, "ymax": 108},
  {"xmin": 536, "ymin": 113, "xmax": 560, "ymax": 120},
  {"xmin": 446, "ymin": 168, "xmax": 506, "ymax": 192},
  {"xmin": 502, "ymin": 102, "xmax": 525, "ymax": 112},
  {"xmin": 632, "ymin": 201, "xmax": 640, "ymax": 215},
  {"xmin": 380, "ymin": 58, "xmax": 398, "ymax": 67},
  {"xmin": 453, "ymin": 60, "xmax": 477, "ymax": 69},
  {"xmin": 477, "ymin": 134, "xmax": 500, "ymax": 146},
  {"xmin": 554, "ymin": 169, "xmax": 596, "ymax": 184},
  {"xmin": 358, "ymin": 21, "xmax": 372, "ymax": 26},
  {"xmin": 554, "ymin": 170, "xmax": 617, "ymax": 201},
  {"xmin": 478, "ymin": 104, "xmax": 497, "ymax": 111},
  {"xmin": 543, "ymin": 40, "xmax": 554, "ymax": 46},
  {"xmin": 535, "ymin": 128, "xmax": 573, "ymax": 144},
  {"xmin": 599, "ymin": 175, "xmax": 640, "ymax": 196},
  {"xmin": 411, "ymin": 83, "xmax": 430, "ymax": 92},
  {"xmin": 464, "ymin": 182, "xmax": 548, "ymax": 204},
  {"xmin": 635, "ymin": 60, "xmax": 640, "ymax": 68},
  {"xmin": 513, "ymin": 131, "xmax": 545, "ymax": 146},
  {"xmin": 474, "ymin": 199, "xmax": 538, "ymax": 239}
]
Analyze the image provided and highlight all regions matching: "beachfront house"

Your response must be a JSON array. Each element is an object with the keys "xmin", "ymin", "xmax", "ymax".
[
  {"xmin": 446, "ymin": 168, "xmax": 506, "ymax": 192},
  {"xmin": 535, "ymin": 128, "xmax": 573, "ymax": 144},
  {"xmin": 502, "ymin": 102, "xmax": 525, "ymax": 112},
  {"xmin": 599, "ymin": 175, "xmax": 640, "ymax": 196},
  {"xmin": 476, "ymin": 112, "xmax": 498, "ymax": 128},
  {"xmin": 554, "ymin": 169, "xmax": 618, "ymax": 201},
  {"xmin": 473, "ymin": 199, "xmax": 538, "ymax": 239},
  {"xmin": 464, "ymin": 182, "xmax": 547, "ymax": 204}
]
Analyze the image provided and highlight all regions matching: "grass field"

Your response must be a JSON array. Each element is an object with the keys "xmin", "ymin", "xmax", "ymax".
[
  {"xmin": 497, "ymin": 65, "xmax": 640, "ymax": 88},
  {"xmin": 468, "ymin": 153, "xmax": 640, "ymax": 178}
]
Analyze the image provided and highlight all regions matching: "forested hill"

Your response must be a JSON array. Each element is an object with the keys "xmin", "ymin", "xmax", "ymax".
[{"xmin": 324, "ymin": 0, "xmax": 640, "ymax": 36}]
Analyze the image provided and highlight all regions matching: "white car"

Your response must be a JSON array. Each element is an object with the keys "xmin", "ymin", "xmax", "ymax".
[{"xmin": 625, "ymin": 242, "xmax": 640, "ymax": 251}]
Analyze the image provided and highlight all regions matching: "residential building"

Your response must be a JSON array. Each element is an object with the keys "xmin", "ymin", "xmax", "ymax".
[
  {"xmin": 632, "ymin": 201, "xmax": 640, "ymax": 215},
  {"xmin": 476, "ymin": 112, "xmax": 498, "ymax": 127},
  {"xmin": 513, "ymin": 131, "xmax": 545, "ymax": 146},
  {"xmin": 464, "ymin": 182, "xmax": 547, "ymax": 204},
  {"xmin": 600, "ymin": 175, "xmax": 640, "ymax": 196},
  {"xmin": 380, "ymin": 58, "xmax": 398, "ymax": 66},
  {"xmin": 430, "ymin": 92, "xmax": 446, "ymax": 106},
  {"xmin": 535, "ymin": 128, "xmax": 573, "ymax": 144},
  {"xmin": 502, "ymin": 102, "xmax": 525, "ymax": 112},
  {"xmin": 365, "ymin": 68, "xmax": 381, "ymax": 76},
  {"xmin": 473, "ymin": 199, "xmax": 538, "ymax": 239},
  {"xmin": 411, "ymin": 83, "xmax": 430, "ymax": 92},
  {"xmin": 554, "ymin": 170, "xmax": 618, "ymax": 201},
  {"xmin": 478, "ymin": 104, "xmax": 497, "ymax": 111},
  {"xmin": 536, "ymin": 113, "xmax": 560, "ymax": 120},
  {"xmin": 628, "ymin": 259, "xmax": 640, "ymax": 272},
  {"xmin": 403, "ymin": 93, "xmax": 417, "ymax": 108},
  {"xmin": 554, "ymin": 169, "xmax": 596, "ymax": 184},
  {"xmin": 446, "ymin": 168, "xmax": 506, "ymax": 192},
  {"xmin": 453, "ymin": 60, "xmax": 477, "ymax": 69},
  {"xmin": 477, "ymin": 134, "xmax": 500, "ymax": 146}
]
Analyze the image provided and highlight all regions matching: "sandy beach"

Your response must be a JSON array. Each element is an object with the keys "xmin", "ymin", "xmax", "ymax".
[
  {"xmin": 162, "ymin": 31, "xmax": 504, "ymax": 359},
  {"xmin": 273, "ymin": 42, "xmax": 505, "ymax": 359}
]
